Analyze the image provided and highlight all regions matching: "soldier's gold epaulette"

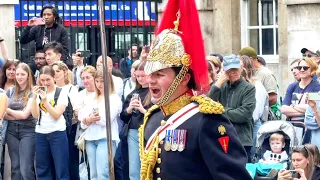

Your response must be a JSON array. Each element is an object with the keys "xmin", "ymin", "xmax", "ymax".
[{"xmin": 191, "ymin": 95, "xmax": 225, "ymax": 114}]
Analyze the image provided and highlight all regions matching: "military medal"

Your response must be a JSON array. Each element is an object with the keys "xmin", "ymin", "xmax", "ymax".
[
  {"xmin": 164, "ymin": 130, "xmax": 172, "ymax": 151},
  {"xmin": 171, "ymin": 130, "xmax": 178, "ymax": 151},
  {"xmin": 178, "ymin": 130, "xmax": 186, "ymax": 152}
]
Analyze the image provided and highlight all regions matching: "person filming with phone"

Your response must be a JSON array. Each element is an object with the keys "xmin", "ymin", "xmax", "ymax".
[
  {"xmin": 30, "ymin": 65, "xmax": 70, "ymax": 180},
  {"xmin": 305, "ymin": 92, "xmax": 320, "ymax": 149},
  {"xmin": 277, "ymin": 145, "xmax": 320, "ymax": 180},
  {"xmin": 120, "ymin": 61, "xmax": 152, "ymax": 180},
  {"xmin": 20, "ymin": 5, "xmax": 70, "ymax": 67}
]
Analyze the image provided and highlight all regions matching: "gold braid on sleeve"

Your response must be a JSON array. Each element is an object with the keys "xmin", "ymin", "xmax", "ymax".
[{"xmin": 139, "ymin": 104, "xmax": 160, "ymax": 180}]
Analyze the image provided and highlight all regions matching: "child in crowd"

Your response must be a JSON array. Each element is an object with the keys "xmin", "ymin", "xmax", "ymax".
[{"xmin": 247, "ymin": 133, "xmax": 288, "ymax": 178}]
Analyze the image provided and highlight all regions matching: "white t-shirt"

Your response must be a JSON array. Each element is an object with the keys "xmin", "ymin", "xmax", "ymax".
[
  {"xmin": 61, "ymin": 84, "xmax": 79, "ymax": 109},
  {"xmin": 123, "ymin": 78, "xmax": 136, "ymax": 101},
  {"xmin": 74, "ymin": 89, "xmax": 96, "ymax": 110},
  {"xmin": 36, "ymin": 87, "xmax": 68, "ymax": 134},
  {"xmin": 79, "ymin": 93, "xmax": 122, "ymax": 141},
  {"xmin": 112, "ymin": 75, "xmax": 123, "ymax": 98}
]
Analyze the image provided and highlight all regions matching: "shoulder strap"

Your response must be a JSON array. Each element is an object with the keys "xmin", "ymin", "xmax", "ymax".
[
  {"xmin": 9, "ymin": 87, "xmax": 15, "ymax": 98},
  {"xmin": 122, "ymin": 78, "xmax": 130, "ymax": 101},
  {"xmin": 53, "ymin": 87, "xmax": 62, "ymax": 107}
]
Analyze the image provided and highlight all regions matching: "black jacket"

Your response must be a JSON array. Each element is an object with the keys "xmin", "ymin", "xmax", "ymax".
[
  {"xmin": 312, "ymin": 166, "xmax": 320, "ymax": 180},
  {"xmin": 144, "ymin": 107, "xmax": 252, "ymax": 180},
  {"xmin": 120, "ymin": 88, "xmax": 151, "ymax": 129},
  {"xmin": 20, "ymin": 24, "xmax": 71, "ymax": 67}
]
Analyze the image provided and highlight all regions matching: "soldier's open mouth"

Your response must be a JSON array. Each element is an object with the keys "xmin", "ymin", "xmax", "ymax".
[{"xmin": 151, "ymin": 88, "xmax": 160, "ymax": 95}]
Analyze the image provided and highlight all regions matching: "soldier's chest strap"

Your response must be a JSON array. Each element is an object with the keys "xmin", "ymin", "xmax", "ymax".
[{"xmin": 145, "ymin": 102, "xmax": 199, "ymax": 152}]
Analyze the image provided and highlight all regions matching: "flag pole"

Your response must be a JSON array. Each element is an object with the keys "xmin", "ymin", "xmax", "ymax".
[{"xmin": 98, "ymin": 0, "xmax": 115, "ymax": 179}]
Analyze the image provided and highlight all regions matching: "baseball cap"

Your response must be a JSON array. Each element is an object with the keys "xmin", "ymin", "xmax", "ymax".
[
  {"xmin": 301, "ymin": 48, "xmax": 319, "ymax": 57},
  {"xmin": 223, "ymin": 54, "xmax": 240, "ymax": 71},
  {"xmin": 238, "ymin": 46, "xmax": 258, "ymax": 59},
  {"xmin": 257, "ymin": 56, "xmax": 266, "ymax": 66},
  {"xmin": 210, "ymin": 53, "xmax": 224, "ymax": 62}
]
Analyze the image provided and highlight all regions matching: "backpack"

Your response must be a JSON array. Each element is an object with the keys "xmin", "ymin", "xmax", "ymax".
[
  {"xmin": 38, "ymin": 87, "xmax": 73, "ymax": 133},
  {"xmin": 122, "ymin": 77, "xmax": 132, "ymax": 102},
  {"xmin": 270, "ymin": 75, "xmax": 282, "ymax": 120}
]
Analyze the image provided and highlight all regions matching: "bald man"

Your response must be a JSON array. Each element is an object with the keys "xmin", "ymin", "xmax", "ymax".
[{"xmin": 96, "ymin": 56, "xmax": 123, "ymax": 98}]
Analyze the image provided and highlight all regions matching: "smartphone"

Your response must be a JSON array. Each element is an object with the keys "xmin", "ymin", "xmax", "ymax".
[
  {"xmin": 36, "ymin": 18, "xmax": 45, "ymax": 25},
  {"xmin": 132, "ymin": 93, "xmax": 140, "ymax": 100},
  {"xmin": 289, "ymin": 170, "xmax": 297, "ymax": 178},
  {"xmin": 78, "ymin": 50, "xmax": 91, "ymax": 58},
  {"xmin": 93, "ymin": 108, "xmax": 99, "ymax": 115},
  {"xmin": 308, "ymin": 92, "xmax": 320, "ymax": 100},
  {"xmin": 144, "ymin": 45, "xmax": 150, "ymax": 53},
  {"xmin": 39, "ymin": 86, "xmax": 47, "ymax": 92}
]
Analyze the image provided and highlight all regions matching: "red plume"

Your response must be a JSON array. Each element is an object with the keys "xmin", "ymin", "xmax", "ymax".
[{"xmin": 156, "ymin": 0, "xmax": 209, "ymax": 90}]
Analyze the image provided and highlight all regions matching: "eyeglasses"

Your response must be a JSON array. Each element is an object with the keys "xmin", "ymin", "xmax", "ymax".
[
  {"xmin": 34, "ymin": 57, "xmax": 45, "ymax": 61},
  {"xmin": 291, "ymin": 67, "xmax": 298, "ymax": 71},
  {"xmin": 297, "ymin": 66, "xmax": 310, "ymax": 71},
  {"xmin": 293, "ymin": 145, "xmax": 309, "ymax": 156}
]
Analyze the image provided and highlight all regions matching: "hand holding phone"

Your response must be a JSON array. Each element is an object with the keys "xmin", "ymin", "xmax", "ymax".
[
  {"xmin": 78, "ymin": 50, "xmax": 91, "ymax": 58},
  {"xmin": 308, "ymin": 92, "xmax": 320, "ymax": 101},
  {"xmin": 35, "ymin": 18, "xmax": 45, "ymax": 25},
  {"xmin": 93, "ymin": 108, "xmax": 99, "ymax": 115}
]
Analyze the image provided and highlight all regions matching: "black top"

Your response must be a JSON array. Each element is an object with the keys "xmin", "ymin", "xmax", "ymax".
[
  {"xmin": 312, "ymin": 166, "xmax": 320, "ymax": 180},
  {"xmin": 120, "ymin": 88, "xmax": 151, "ymax": 129},
  {"xmin": 20, "ymin": 24, "xmax": 71, "ymax": 68},
  {"xmin": 144, "ymin": 106, "xmax": 252, "ymax": 180},
  {"xmin": 6, "ymin": 87, "xmax": 35, "ymax": 127}
]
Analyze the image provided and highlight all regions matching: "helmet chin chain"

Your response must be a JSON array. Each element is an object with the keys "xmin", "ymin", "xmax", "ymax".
[{"xmin": 155, "ymin": 66, "xmax": 189, "ymax": 106}]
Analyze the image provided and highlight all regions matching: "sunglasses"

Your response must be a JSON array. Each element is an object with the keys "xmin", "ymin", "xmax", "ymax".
[
  {"xmin": 8, "ymin": 59, "xmax": 20, "ymax": 63},
  {"xmin": 291, "ymin": 67, "xmax": 298, "ymax": 71},
  {"xmin": 297, "ymin": 66, "xmax": 310, "ymax": 71},
  {"xmin": 303, "ymin": 53, "xmax": 318, "ymax": 58}
]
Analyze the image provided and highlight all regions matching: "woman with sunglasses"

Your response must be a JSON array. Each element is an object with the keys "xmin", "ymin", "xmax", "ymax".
[
  {"xmin": 3, "ymin": 63, "xmax": 36, "ymax": 180},
  {"xmin": 1, "ymin": 60, "xmax": 19, "ymax": 91},
  {"xmin": 277, "ymin": 145, "xmax": 320, "ymax": 180},
  {"xmin": 281, "ymin": 58, "xmax": 320, "ymax": 144}
]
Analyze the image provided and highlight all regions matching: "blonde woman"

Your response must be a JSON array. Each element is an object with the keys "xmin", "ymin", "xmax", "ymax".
[
  {"xmin": 3, "ymin": 63, "xmax": 36, "ymax": 180},
  {"xmin": 52, "ymin": 61, "xmax": 80, "ymax": 179},
  {"xmin": 79, "ymin": 70, "xmax": 122, "ymax": 180}
]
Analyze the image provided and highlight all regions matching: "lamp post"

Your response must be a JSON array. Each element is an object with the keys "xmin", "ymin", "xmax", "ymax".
[{"xmin": 98, "ymin": 0, "xmax": 115, "ymax": 179}]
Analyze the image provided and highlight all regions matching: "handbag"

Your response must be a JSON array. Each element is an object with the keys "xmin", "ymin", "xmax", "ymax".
[
  {"xmin": 119, "ymin": 119, "xmax": 131, "ymax": 139},
  {"xmin": 76, "ymin": 130, "xmax": 86, "ymax": 151}
]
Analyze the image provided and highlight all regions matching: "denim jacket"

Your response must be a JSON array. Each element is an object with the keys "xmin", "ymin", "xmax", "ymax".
[
  {"xmin": 305, "ymin": 102, "xmax": 320, "ymax": 148},
  {"xmin": 1, "ymin": 87, "xmax": 13, "ymax": 145}
]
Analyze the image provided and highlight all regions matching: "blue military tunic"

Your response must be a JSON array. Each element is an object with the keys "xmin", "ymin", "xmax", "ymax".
[{"xmin": 143, "ymin": 101, "xmax": 252, "ymax": 180}]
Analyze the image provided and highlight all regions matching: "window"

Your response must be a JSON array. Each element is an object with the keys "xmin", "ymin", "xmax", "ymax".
[{"xmin": 241, "ymin": 0, "xmax": 279, "ymax": 63}]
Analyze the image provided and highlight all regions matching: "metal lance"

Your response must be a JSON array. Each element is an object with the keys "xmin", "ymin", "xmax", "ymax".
[{"xmin": 98, "ymin": 0, "xmax": 115, "ymax": 179}]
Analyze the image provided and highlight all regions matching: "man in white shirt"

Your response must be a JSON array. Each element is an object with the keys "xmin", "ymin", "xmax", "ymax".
[
  {"xmin": 72, "ymin": 51, "xmax": 85, "ymax": 90},
  {"xmin": 96, "ymin": 56, "xmax": 123, "ymax": 98},
  {"xmin": 122, "ymin": 60, "xmax": 140, "ymax": 101}
]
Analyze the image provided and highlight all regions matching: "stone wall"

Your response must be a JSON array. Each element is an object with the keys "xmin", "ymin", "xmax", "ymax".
[{"xmin": 0, "ymin": 4, "xmax": 16, "ymax": 59}]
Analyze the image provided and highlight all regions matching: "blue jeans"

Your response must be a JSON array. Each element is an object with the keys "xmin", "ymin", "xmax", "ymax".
[
  {"xmin": 127, "ymin": 129, "xmax": 140, "ymax": 180},
  {"xmin": 36, "ymin": 131, "xmax": 70, "ymax": 180},
  {"xmin": 86, "ymin": 138, "xmax": 117, "ymax": 180},
  {"xmin": 6, "ymin": 123, "xmax": 36, "ymax": 180},
  {"xmin": 251, "ymin": 120, "xmax": 262, "ymax": 157},
  {"xmin": 67, "ymin": 123, "xmax": 79, "ymax": 180}
]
